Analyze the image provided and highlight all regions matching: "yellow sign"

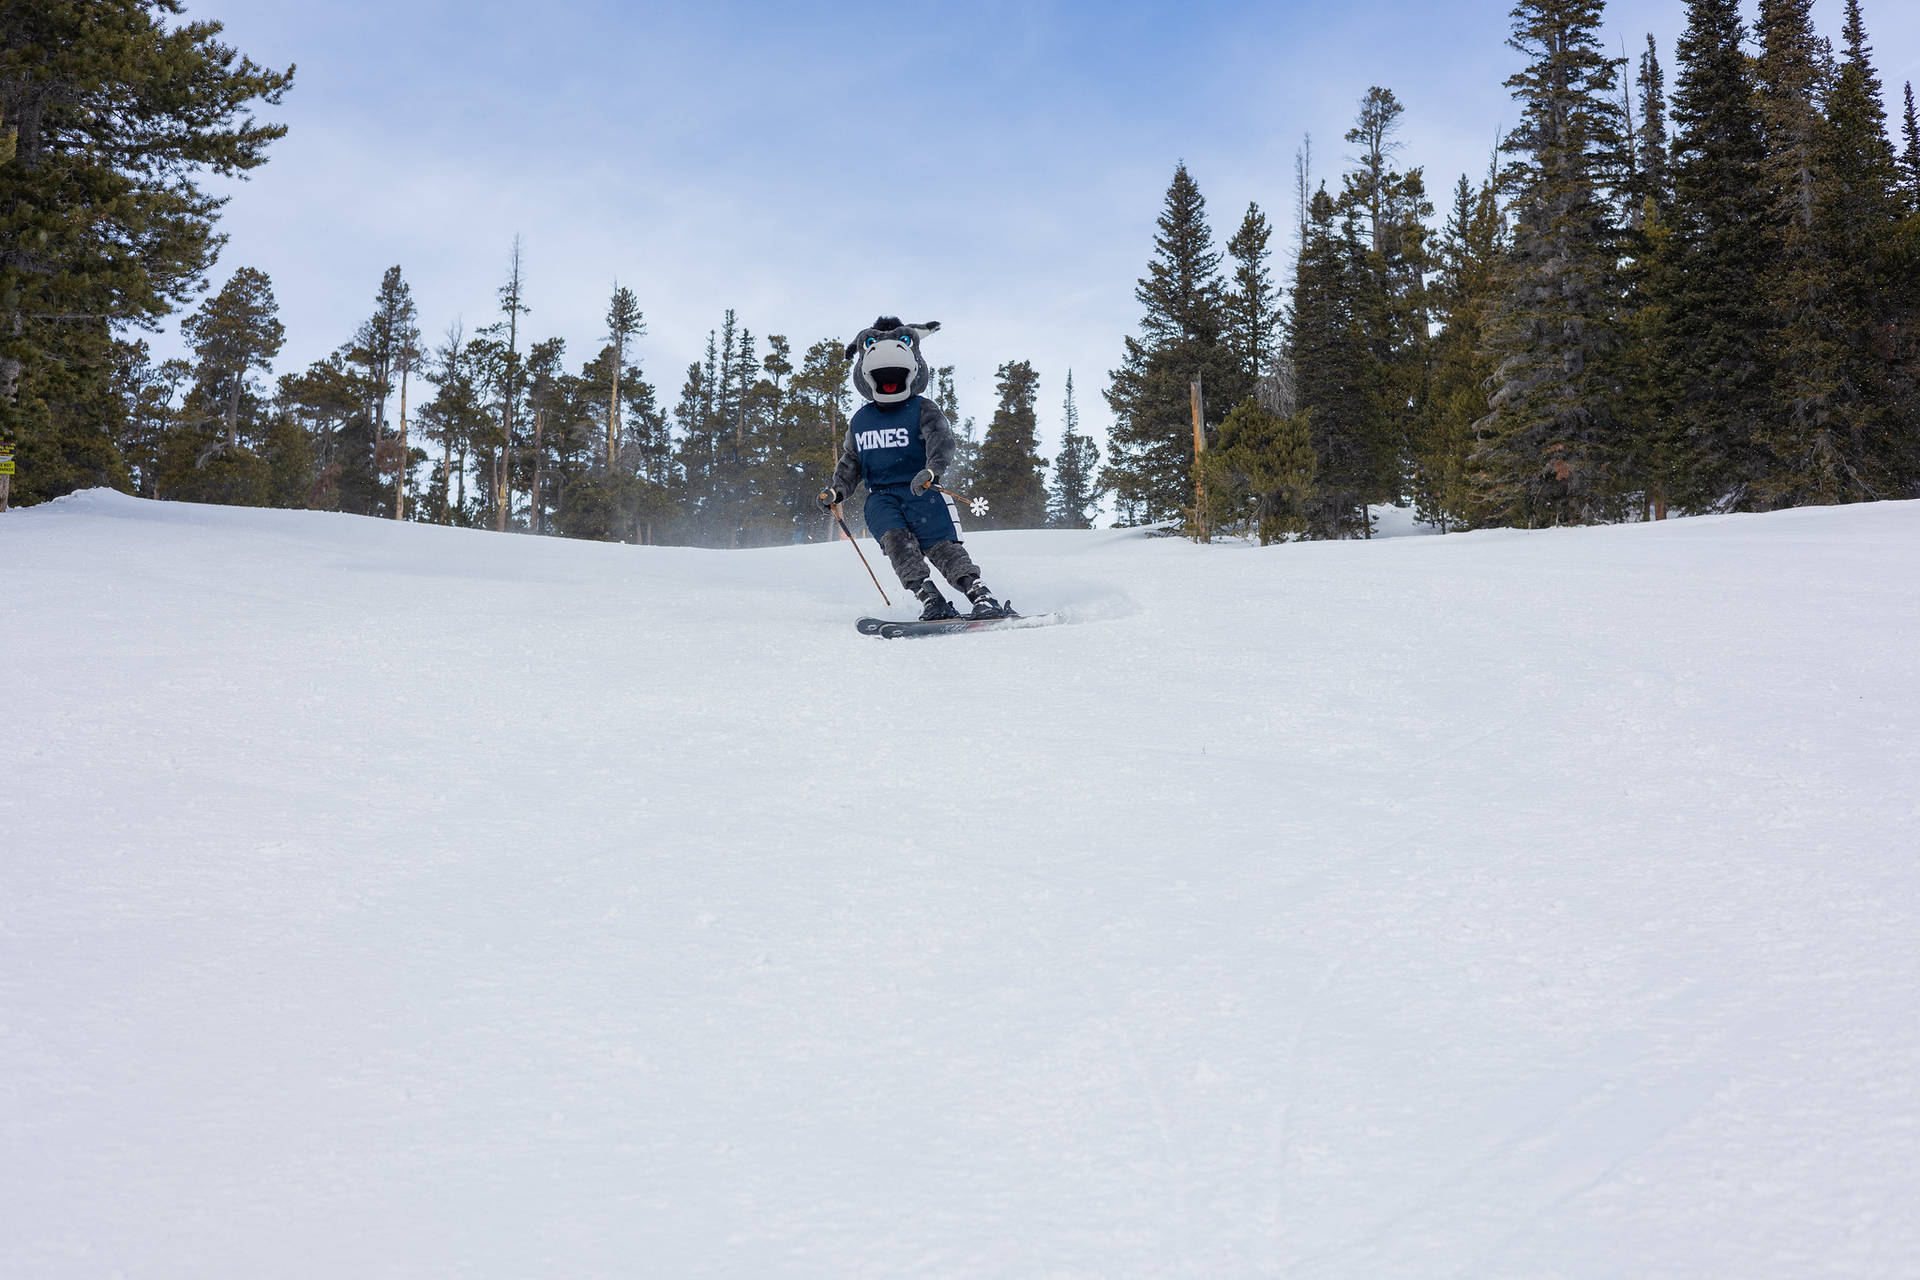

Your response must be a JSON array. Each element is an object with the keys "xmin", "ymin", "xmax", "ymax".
[{"xmin": 0, "ymin": 460, "xmax": 14, "ymax": 475}]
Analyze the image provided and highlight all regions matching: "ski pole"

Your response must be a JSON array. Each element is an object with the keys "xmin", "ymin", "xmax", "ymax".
[
  {"xmin": 934, "ymin": 486, "xmax": 987, "ymax": 517},
  {"xmin": 833, "ymin": 502, "xmax": 891, "ymax": 606}
]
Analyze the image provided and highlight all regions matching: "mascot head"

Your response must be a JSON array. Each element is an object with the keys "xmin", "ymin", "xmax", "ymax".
[{"xmin": 845, "ymin": 316, "xmax": 939, "ymax": 406}]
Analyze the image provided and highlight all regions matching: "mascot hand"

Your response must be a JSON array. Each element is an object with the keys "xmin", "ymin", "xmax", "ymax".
[
  {"xmin": 817, "ymin": 486, "xmax": 843, "ymax": 511},
  {"xmin": 910, "ymin": 469, "xmax": 937, "ymax": 496}
]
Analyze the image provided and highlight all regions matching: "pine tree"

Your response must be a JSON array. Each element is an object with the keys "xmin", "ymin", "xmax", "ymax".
[
  {"xmin": 1900, "ymin": 83, "xmax": 1920, "ymax": 213},
  {"xmin": 1781, "ymin": 0, "xmax": 1915, "ymax": 500},
  {"xmin": 484, "ymin": 238, "xmax": 530, "ymax": 530},
  {"xmin": 1105, "ymin": 164, "xmax": 1242, "ymax": 524},
  {"xmin": 1419, "ymin": 169, "xmax": 1502, "ymax": 531},
  {"xmin": 554, "ymin": 336, "xmax": 669, "ymax": 545},
  {"xmin": 1660, "ymin": 0, "xmax": 1773, "ymax": 510},
  {"xmin": 789, "ymin": 337, "xmax": 850, "ymax": 541},
  {"xmin": 672, "ymin": 355, "xmax": 711, "ymax": 526},
  {"xmin": 604, "ymin": 284, "xmax": 644, "ymax": 467},
  {"xmin": 1632, "ymin": 34, "xmax": 1673, "ymax": 220},
  {"xmin": 749, "ymin": 334, "xmax": 825, "ymax": 543},
  {"xmin": 1046, "ymin": 371, "xmax": 1102, "ymax": 528},
  {"xmin": 1757, "ymin": 0, "xmax": 1825, "ymax": 237},
  {"xmin": 348, "ymin": 267, "xmax": 421, "ymax": 519},
  {"xmin": 622, "ymin": 372, "xmax": 670, "ymax": 535},
  {"xmin": 110, "ymin": 341, "xmax": 185, "ymax": 499},
  {"xmin": 1289, "ymin": 186, "xmax": 1378, "ymax": 537},
  {"xmin": 932, "ymin": 365, "xmax": 980, "ymax": 494},
  {"xmin": 541, "ymin": 347, "xmax": 610, "ymax": 537},
  {"xmin": 625, "ymin": 340, "xmax": 672, "ymax": 491},
  {"xmin": 1614, "ymin": 36, "xmax": 1680, "ymax": 516},
  {"xmin": 263, "ymin": 397, "xmax": 315, "ymax": 510},
  {"xmin": 1200, "ymin": 397, "xmax": 1317, "ymax": 544},
  {"xmin": 674, "ymin": 327, "xmax": 720, "ymax": 523},
  {"xmin": 353, "ymin": 267, "xmax": 418, "ymax": 465},
  {"xmin": 0, "ymin": 1, "xmax": 290, "ymax": 504},
  {"xmin": 165, "ymin": 267, "xmax": 283, "ymax": 506},
  {"xmin": 1339, "ymin": 86, "xmax": 1434, "ymax": 513},
  {"xmin": 181, "ymin": 267, "xmax": 285, "ymax": 450},
  {"xmin": 391, "ymin": 325, "xmax": 425, "ymax": 519},
  {"xmin": 416, "ymin": 323, "xmax": 485, "ymax": 524},
  {"xmin": 974, "ymin": 360, "xmax": 1048, "ymax": 529},
  {"xmin": 523, "ymin": 337, "xmax": 566, "ymax": 533},
  {"xmin": 1224, "ymin": 204, "xmax": 1280, "ymax": 384},
  {"xmin": 1474, "ymin": 0, "xmax": 1629, "ymax": 527},
  {"xmin": 662, "ymin": 309, "xmax": 791, "ymax": 546},
  {"xmin": 1751, "ymin": 0, "xmax": 1844, "ymax": 507},
  {"xmin": 280, "ymin": 347, "xmax": 373, "ymax": 513}
]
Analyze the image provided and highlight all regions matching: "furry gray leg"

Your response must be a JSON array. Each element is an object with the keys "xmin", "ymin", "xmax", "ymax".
[
  {"xmin": 924, "ymin": 539, "xmax": 981, "ymax": 591},
  {"xmin": 878, "ymin": 528, "xmax": 930, "ymax": 591}
]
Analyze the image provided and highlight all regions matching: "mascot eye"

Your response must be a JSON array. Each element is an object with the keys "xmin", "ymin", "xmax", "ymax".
[{"xmin": 863, "ymin": 336, "xmax": 878, "ymax": 349}]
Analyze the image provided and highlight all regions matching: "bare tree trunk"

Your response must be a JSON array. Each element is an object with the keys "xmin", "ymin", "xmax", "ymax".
[
  {"xmin": 1190, "ymin": 373, "xmax": 1207, "ymax": 543},
  {"xmin": 226, "ymin": 376, "xmax": 241, "ymax": 448},
  {"xmin": 499, "ymin": 239, "xmax": 523, "ymax": 534},
  {"xmin": 495, "ymin": 448, "xmax": 508, "ymax": 531},
  {"xmin": 393, "ymin": 365, "xmax": 409, "ymax": 519},
  {"xmin": 1294, "ymin": 134, "xmax": 1312, "ymax": 253},
  {"xmin": 532, "ymin": 409, "xmax": 544, "ymax": 534},
  {"xmin": 608, "ymin": 335, "xmax": 621, "ymax": 468}
]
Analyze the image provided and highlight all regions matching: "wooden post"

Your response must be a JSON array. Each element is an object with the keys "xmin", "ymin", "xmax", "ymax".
[{"xmin": 1190, "ymin": 373, "xmax": 1207, "ymax": 542}]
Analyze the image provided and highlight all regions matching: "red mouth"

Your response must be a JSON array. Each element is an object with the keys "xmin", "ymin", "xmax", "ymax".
[{"xmin": 879, "ymin": 380, "xmax": 901, "ymax": 395}]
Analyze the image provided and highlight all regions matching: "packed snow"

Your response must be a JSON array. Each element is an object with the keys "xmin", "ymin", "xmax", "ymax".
[{"xmin": 5, "ymin": 489, "xmax": 1918, "ymax": 1278}]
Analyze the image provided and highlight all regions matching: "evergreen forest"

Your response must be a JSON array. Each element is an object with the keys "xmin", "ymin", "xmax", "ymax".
[{"xmin": 6, "ymin": 0, "xmax": 1918, "ymax": 542}]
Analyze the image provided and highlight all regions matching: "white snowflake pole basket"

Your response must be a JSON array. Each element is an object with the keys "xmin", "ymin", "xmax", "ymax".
[{"xmin": 935, "ymin": 486, "xmax": 989, "ymax": 519}]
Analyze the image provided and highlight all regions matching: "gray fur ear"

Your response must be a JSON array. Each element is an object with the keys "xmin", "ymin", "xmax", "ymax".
[{"xmin": 907, "ymin": 321, "xmax": 940, "ymax": 341}]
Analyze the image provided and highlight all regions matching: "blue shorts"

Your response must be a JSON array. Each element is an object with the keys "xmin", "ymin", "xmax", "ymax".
[{"xmin": 865, "ymin": 485, "xmax": 961, "ymax": 547}]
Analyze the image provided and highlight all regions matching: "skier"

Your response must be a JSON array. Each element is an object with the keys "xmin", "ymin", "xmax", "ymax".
[{"xmin": 818, "ymin": 316, "xmax": 1006, "ymax": 621}]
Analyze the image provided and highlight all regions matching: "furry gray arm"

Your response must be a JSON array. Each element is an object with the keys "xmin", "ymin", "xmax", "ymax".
[
  {"xmin": 918, "ymin": 400, "xmax": 956, "ymax": 480},
  {"xmin": 829, "ymin": 430, "xmax": 865, "ymax": 501}
]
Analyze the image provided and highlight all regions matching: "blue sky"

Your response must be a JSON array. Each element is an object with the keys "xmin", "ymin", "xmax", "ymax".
[{"xmin": 178, "ymin": 0, "xmax": 1920, "ymax": 461}]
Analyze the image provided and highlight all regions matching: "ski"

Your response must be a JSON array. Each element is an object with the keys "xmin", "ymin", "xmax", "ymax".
[{"xmin": 857, "ymin": 607, "xmax": 1062, "ymax": 639}]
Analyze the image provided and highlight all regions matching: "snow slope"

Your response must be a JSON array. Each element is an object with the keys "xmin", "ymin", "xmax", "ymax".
[{"xmin": 5, "ymin": 489, "xmax": 1918, "ymax": 1278}]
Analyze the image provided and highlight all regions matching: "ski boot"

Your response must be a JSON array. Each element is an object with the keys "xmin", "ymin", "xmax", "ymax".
[
  {"xmin": 916, "ymin": 580, "xmax": 960, "ymax": 621},
  {"xmin": 961, "ymin": 579, "xmax": 1009, "ymax": 619}
]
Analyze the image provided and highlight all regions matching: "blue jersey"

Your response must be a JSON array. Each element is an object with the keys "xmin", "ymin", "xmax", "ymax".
[
  {"xmin": 847, "ymin": 397, "xmax": 930, "ymax": 489},
  {"xmin": 828, "ymin": 394, "xmax": 965, "ymax": 549}
]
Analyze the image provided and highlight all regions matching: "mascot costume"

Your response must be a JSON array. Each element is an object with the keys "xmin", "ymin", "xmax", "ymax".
[{"xmin": 818, "ymin": 316, "xmax": 1005, "ymax": 620}]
